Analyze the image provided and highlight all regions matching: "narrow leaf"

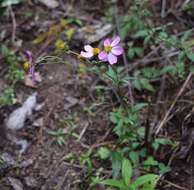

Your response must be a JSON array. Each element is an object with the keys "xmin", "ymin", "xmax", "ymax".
[
  {"xmin": 132, "ymin": 174, "xmax": 158, "ymax": 188},
  {"xmin": 101, "ymin": 179, "xmax": 126, "ymax": 189},
  {"xmin": 122, "ymin": 158, "xmax": 132, "ymax": 185}
]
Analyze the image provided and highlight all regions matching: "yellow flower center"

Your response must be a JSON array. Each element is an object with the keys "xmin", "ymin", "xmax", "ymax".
[
  {"xmin": 55, "ymin": 40, "xmax": 66, "ymax": 50},
  {"xmin": 23, "ymin": 61, "xmax": 30, "ymax": 72},
  {"xmin": 105, "ymin": 45, "xmax": 112, "ymax": 53},
  {"xmin": 93, "ymin": 48, "xmax": 100, "ymax": 55}
]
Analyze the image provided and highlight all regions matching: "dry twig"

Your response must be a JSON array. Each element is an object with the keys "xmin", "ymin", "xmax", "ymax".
[
  {"xmin": 9, "ymin": 6, "xmax": 16, "ymax": 44},
  {"xmin": 161, "ymin": 0, "xmax": 167, "ymax": 18},
  {"xmin": 162, "ymin": 179, "xmax": 189, "ymax": 190}
]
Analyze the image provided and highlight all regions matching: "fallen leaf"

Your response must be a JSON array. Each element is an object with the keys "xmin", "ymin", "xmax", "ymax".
[
  {"xmin": 64, "ymin": 96, "xmax": 78, "ymax": 110},
  {"xmin": 24, "ymin": 72, "xmax": 42, "ymax": 88},
  {"xmin": 33, "ymin": 117, "xmax": 44, "ymax": 127},
  {"xmin": 24, "ymin": 177, "xmax": 39, "ymax": 188}
]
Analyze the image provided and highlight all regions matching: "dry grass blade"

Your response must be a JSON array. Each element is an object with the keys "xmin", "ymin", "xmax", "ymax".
[
  {"xmin": 162, "ymin": 179, "xmax": 189, "ymax": 190},
  {"xmin": 155, "ymin": 72, "xmax": 193, "ymax": 135}
]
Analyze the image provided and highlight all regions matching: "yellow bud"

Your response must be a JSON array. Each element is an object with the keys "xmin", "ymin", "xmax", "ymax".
[
  {"xmin": 55, "ymin": 39, "xmax": 66, "ymax": 50},
  {"xmin": 23, "ymin": 61, "xmax": 30, "ymax": 72},
  {"xmin": 59, "ymin": 43, "xmax": 65, "ymax": 49},
  {"xmin": 93, "ymin": 48, "xmax": 100, "ymax": 55}
]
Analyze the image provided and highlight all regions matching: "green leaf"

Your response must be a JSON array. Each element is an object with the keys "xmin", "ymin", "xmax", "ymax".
[
  {"xmin": 160, "ymin": 65, "xmax": 175, "ymax": 75},
  {"xmin": 186, "ymin": 51, "xmax": 194, "ymax": 62},
  {"xmin": 127, "ymin": 48, "xmax": 135, "ymax": 59},
  {"xmin": 129, "ymin": 184, "xmax": 136, "ymax": 190},
  {"xmin": 110, "ymin": 113, "xmax": 118, "ymax": 124},
  {"xmin": 134, "ymin": 30, "xmax": 148, "ymax": 38},
  {"xmin": 189, "ymin": 65, "xmax": 194, "ymax": 73},
  {"xmin": 0, "ymin": 44, "xmax": 10, "ymax": 56},
  {"xmin": 122, "ymin": 158, "xmax": 132, "ymax": 185},
  {"xmin": 132, "ymin": 174, "xmax": 158, "ymax": 188},
  {"xmin": 134, "ymin": 47, "xmax": 144, "ymax": 57},
  {"xmin": 0, "ymin": 87, "xmax": 15, "ymax": 105},
  {"xmin": 101, "ymin": 179, "xmax": 126, "ymax": 189},
  {"xmin": 144, "ymin": 156, "xmax": 158, "ymax": 166},
  {"xmin": 97, "ymin": 147, "xmax": 110, "ymax": 160},
  {"xmin": 158, "ymin": 163, "xmax": 171, "ymax": 175},
  {"xmin": 139, "ymin": 148, "xmax": 147, "ymax": 157},
  {"xmin": 133, "ymin": 79, "xmax": 142, "ymax": 91},
  {"xmin": 141, "ymin": 182, "xmax": 156, "ymax": 190},
  {"xmin": 144, "ymin": 35, "xmax": 152, "ymax": 45},
  {"xmin": 112, "ymin": 151, "xmax": 122, "ymax": 179},
  {"xmin": 181, "ymin": 30, "xmax": 192, "ymax": 43},
  {"xmin": 129, "ymin": 151, "xmax": 139, "ymax": 165},
  {"xmin": 132, "ymin": 103, "xmax": 148, "ymax": 112},
  {"xmin": 105, "ymin": 66, "xmax": 117, "ymax": 82},
  {"xmin": 120, "ymin": 24, "xmax": 131, "ymax": 40},
  {"xmin": 140, "ymin": 78, "xmax": 154, "ymax": 92},
  {"xmin": 178, "ymin": 50, "xmax": 185, "ymax": 62}
]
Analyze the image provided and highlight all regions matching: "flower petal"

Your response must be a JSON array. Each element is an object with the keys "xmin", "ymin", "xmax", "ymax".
[
  {"xmin": 30, "ymin": 66, "xmax": 36, "ymax": 82},
  {"xmin": 84, "ymin": 45, "xmax": 93, "ymax": 52},
  {"xmin": 104, "ymin": 38, "xmax": 111, "ymax": 47},
  {"xmin": 108, "ymin": 53, "xmax": 117, "ymax": 65},
  {"xmin": 111, "ymin": 36, "xmax": 121, "ymax": 47},
  {"xmin": 25, "ymin": 50, "xmax": 33, "ymax": 64},
  {"xmin": 80, "ymin": 51, "xmax": 93, "ymax": 58},
  {"xmin": 98, "ymin": 51, "xmax": 108, "ymax": 61},
  {"xmin": 112, "ymin": 46, "xmax": 124, "ymax": 55}
]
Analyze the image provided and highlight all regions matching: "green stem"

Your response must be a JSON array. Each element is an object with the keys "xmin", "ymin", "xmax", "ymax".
[{"xmin": 110, "ymin": 65, "xmax": 128, "ymax": 112}]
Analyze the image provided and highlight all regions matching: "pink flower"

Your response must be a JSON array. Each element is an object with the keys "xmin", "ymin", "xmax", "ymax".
[
  {"xmin": 98, "ymin": 36, "xmax": 123, "ymax": 65},
  {"xmin": 80, "ymin": 45, "xmax": 100, "ymax": 58}
]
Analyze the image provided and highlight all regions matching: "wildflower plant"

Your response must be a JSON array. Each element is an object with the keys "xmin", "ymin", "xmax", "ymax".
[
  {"xmin": 79, "ymin": 35, "xmax": 126, "ymax": 97},
  {"xmin": 76, "ymin": 33, "xmax": 164, "ymax": 189},
  {"xmin": 79, "ymin": 36, "xmax": 129, "ymax": 110}
]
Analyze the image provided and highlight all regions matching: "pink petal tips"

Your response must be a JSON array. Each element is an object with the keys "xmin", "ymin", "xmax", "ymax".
[{"xmin": 98, "ymin": 51, "xmax": 108, "ymax": 61}]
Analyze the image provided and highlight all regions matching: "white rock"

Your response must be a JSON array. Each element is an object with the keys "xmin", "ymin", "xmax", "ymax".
[
  {"xmin": 23, "ymin": 92, "xmax": 37, "ymax": 115},
  {"xmin": 77, "ymin": 23, "xmax": 113, "ymax": 44},
  {"xmin": 6, "ymin": 107, "xmax": 28, "ymax": 130},
  {"xmin": 6, "ymin": 93, "xmax": 37, "ymax": 130},
  {"xmin": 38, "ymin": 0, "xmax": 59, "ymax": 9}
]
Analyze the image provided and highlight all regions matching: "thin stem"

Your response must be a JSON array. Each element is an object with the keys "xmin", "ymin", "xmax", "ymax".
[
  {"xmin": 113, "ymin": 1, "xmax": 134, "ymax": 106},
  {"xmin": 110, "ymin": 65, "xmax": 128, "ymax": 112}
]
